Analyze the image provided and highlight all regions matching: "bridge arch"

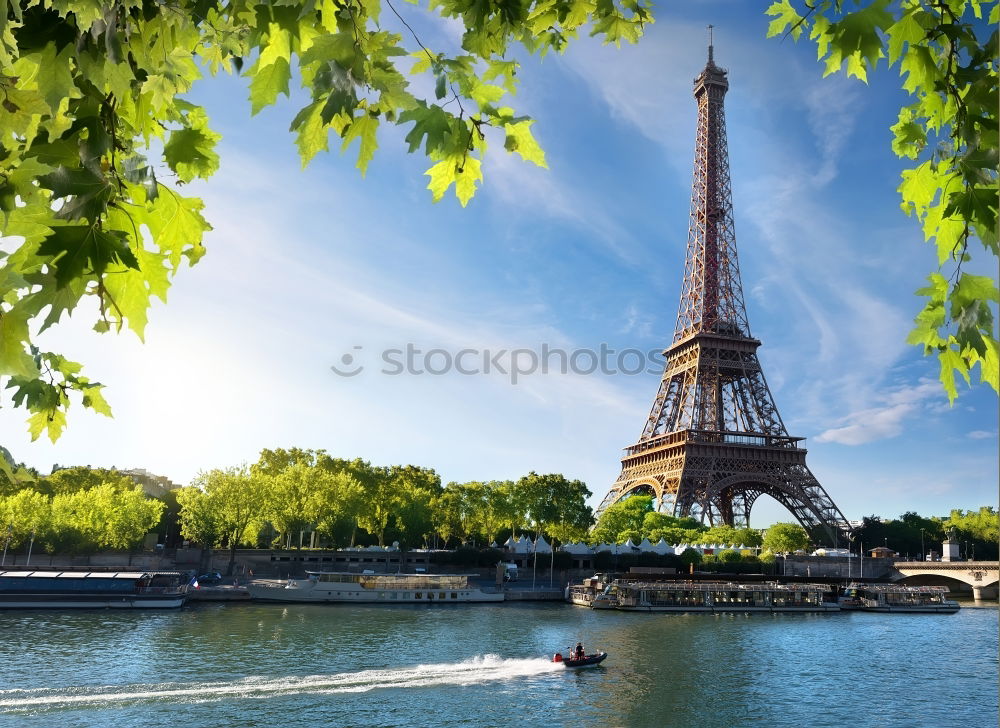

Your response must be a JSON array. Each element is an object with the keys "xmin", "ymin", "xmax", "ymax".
[{"xmin": 892, "ymin": 562, "xmax": 999, "ymax": 600}]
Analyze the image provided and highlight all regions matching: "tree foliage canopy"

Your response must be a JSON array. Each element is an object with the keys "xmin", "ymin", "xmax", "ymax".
[
  {"xmin": 590, "ymin": 494, "xmax": 762, "ymax": 548},
  {"xmin": 761, "ymin": 521, "xmax": 810, "ymax": 553},
  {"xmin": 767, "ymin": 0, "xmax": 999, "ymax": 401}
]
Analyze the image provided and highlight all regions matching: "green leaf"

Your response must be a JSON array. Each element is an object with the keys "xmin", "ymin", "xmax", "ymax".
[
  {"xmin": 765, "ymin": 0, "xmax": 803, "ymax": 39},
  {"xmin": 899, "ymin": 45, "xmax": 939, "ymax": 94},
  {"xmin": 886, "ymin": 11, "xmax": 925, "ymax": 66},
  {"xmin": 898, "ymin": 161, "xmax": 950, "ymax": 217},
  {"xmin": 249, "ymin": 57, "xmax": 292, "ymax": 115},
  {"xmin": 38, "ymin": 166, "xmax": 114, "ymax": 222},
  {"xmin": 33, "ymin": 43, "xmax": 80, "ymax": 116},
  {"xmin": 426, "ymin": 153, "xmax": 482, "ymax": 206},
  {"xmin": 922, "ymin": 202, "xmax": 966, "ymax": 264},
  {"xmin": 975, "ymin": 336, "xmax": 999, "ymax": 392},
  {"xmin": 37, "ymin": 225, "xmax": 139, "ymax": 287},
  {"xmin": 0, "ymin": 307, "xmax": 39, "ymax": 378},
  {"xmin": 890, "ymin": 106, "xmax": 926, "ymax": 159},
  {"xmin": 938, "ymin": 347, "xmax": 967, "ymax": 404},
  {"xmin": 81, "ymin": 383, "xmax": 113, "ymax": 417},
  {"xmin": 144, "ymin": 192, "xmax": 211, "ymax": 267},
  {"xmin": 399, "ymin": 102, "xmax": 452, "ymax": 155},
  {"xmin": 258, "ymin": 23, "xmax": 293, "ymax": 68},
  {"xmin": 341, "ymin": 115, "xmax": 379, "ymax": 175},
  {"xmin": 951, "ymin": 274, "xmax": 1000, "ymax": 313},
  {"xmin": 503, "ymin": 119, "xmax": 546, "ymax": 167},
  {"xmin": 101, "ymin": 251, "xmax": 169, "ymax": 340},
  {"xmin": 290, "ymin": 101, "xmax": 330, "ymax": 166},
  {"xmin": 163, "ymin": 127, "xmax": 221, "ymax": 182},
  {"xmin": 27, "ymin": 407, "xmax": 67, "ymax": 444}
]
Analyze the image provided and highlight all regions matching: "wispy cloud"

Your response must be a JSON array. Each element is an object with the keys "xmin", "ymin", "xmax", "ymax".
[
  {"xmin": 815, "ymin": 379, "xmax": 942, "ymax": 445},
  {"xmin": 482, "ymin": 147, "xmax": 638, "ymax": 263},
  {"xmin": 967, "ymin": 430, "xmax": 996, "ymax": 440}
]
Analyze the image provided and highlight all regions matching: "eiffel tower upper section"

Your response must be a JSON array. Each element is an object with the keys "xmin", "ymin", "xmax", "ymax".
[
  {"xmin": 642, "ymin": 36, "xmax": 786, "ymax": 443},
  {"xmin": 597, "ymin": 33, "xmax": 851, "ymax": 545}
]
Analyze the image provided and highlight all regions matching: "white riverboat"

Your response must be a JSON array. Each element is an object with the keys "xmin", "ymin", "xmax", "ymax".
[
  {"xmin": 0, "ymin": 570, "xmax": 189, "ymax": 609},
  {"xmin": 585, "ymin": 580, "xmax": 840, "ymax": 613},
  {"xmin": 838, "ymin": 584, "xmax": 960, "ymax": 613},
  {"xmin": 247, "ymin": 571, "xmax": 505, "ymax": 604}
]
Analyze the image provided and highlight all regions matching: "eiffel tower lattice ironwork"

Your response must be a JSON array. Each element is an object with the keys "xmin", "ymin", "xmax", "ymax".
[{"xmin": 595, "ymin": 33, "xmax": 851, "ymax": 546}]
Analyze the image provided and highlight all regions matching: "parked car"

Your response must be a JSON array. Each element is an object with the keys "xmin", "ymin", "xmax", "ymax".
[{"xmin": 197, "ymin": 572, "xmax": 223, "ymax": 585}]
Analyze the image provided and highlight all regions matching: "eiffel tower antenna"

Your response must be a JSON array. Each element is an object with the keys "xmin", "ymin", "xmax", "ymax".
[{"xmin": 595, "ymin": 40, "xmax": 852, "ymax": 546}]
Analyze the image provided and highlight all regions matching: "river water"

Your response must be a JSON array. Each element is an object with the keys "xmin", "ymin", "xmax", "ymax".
[{"xmin": 0, "ymin": 602, "xmax": 995, "ymax": 727}]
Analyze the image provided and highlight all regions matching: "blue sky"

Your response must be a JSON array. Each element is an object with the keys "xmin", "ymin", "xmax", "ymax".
[{"xmin": 3, "ymin": 1, "xmax": 997, "ymax": 526}]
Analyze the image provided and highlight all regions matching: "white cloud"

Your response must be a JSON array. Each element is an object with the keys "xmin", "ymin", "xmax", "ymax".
[
  {"xmin": 967, "ymin": 430, "xmax": 996, "ymax": 440},
  {"xmin": 815, "ymin": 379, "xmax": 942, "ymax": 445}
]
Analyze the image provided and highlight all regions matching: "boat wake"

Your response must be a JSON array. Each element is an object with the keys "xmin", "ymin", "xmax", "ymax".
[{"xmin": 0, "ymin": 655, "xmax": 563, "ymax": 712}]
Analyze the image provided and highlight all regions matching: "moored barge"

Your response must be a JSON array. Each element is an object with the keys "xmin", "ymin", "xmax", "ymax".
[
  {"xmin": 579, "ymin": 580, "xmax": 840, "ymax": 613},
  {"xmin": 0, "ymin": 570, "xmax": 189, "ymax": 609},
  {"xmin": 248, "ymin": 571, "xmax": 505, "ymax": 603},
  {"xmin": 838, "ymin": 584, "xmax": 960, "ymax": 613}
]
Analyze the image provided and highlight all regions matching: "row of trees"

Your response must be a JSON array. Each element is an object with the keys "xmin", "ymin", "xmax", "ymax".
[
  {"xmin": 852, "ymin": 508, "xmax": 999, "ymax": 560},
  {"xmin": 0, "ymin": 468, "xmax": 164, "ymax": 558},
  {"xmin": 2, "ymin": 452, "xmax": 995, "ymax": 566},
  {"xmin": 174, "ymin": 448, "xmax": 594, "ymax": 574}
]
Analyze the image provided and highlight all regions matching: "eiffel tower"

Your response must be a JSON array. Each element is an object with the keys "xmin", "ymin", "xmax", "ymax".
[{"xmin": 596, "ymin": 32, "xmax": 851, "ymax": 546}]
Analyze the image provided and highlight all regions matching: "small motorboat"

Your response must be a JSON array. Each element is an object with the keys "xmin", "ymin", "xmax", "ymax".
[{"xmin": 553, "ymin": 650, "xmax": 608, "ymax": 668}]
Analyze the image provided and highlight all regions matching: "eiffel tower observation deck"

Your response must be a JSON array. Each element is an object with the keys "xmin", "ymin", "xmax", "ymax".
[{"xmin": 596, "ymin": 31, "xmax": 852, "ymax": 547}]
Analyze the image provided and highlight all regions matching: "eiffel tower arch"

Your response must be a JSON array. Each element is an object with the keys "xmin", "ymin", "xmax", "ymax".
[{"xmin": 596, "ymin": 32, "xmax": 852, "ymax": 547}]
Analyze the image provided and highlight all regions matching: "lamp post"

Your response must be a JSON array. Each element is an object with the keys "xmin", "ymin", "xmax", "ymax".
[
  {"xmin": 0, "ymin": 525, "xmax": 10, "ymax": 567},
  {"xmin": 920, "ymin": 528, "xmax": 925, "ymax": 562},
  {"xmin": 25, "ymin": 529, "xmax": 35, "ymax": 566}
]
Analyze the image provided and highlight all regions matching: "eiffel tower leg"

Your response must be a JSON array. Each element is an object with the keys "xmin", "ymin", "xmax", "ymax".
[
  {"xmin": 750, "ymin": 468, "xmax": 850, "ymax": 548},
  {"xmin": 729, "ymin": 490, "xmax": 758, "ymax": 529}
]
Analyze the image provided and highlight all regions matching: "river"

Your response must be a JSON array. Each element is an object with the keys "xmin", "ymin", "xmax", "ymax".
[{"xmin": 0, "ymin": 602, "xmax": 995, "ymax": 727}]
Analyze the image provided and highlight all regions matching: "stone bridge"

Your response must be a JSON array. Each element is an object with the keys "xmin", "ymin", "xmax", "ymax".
[{"xmin": 891, "ymin": 561, "xmax": 999, "ymax": 600}]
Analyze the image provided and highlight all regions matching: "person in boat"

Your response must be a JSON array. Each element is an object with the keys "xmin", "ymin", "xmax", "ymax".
[{"xmin": 574, "ymin": 642, "xmax": 585, "ymax": 659}]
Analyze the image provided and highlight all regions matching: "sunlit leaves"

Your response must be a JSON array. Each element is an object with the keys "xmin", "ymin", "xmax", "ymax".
[
  {"xmin": 290, "ymin": 101, "xmax": 331, "ymax": 166},
  {"xmin": 767, "ymin": 0, "xmax": 998, "ymax": 403},
  {"xmin": 249, "ymin": 57, "xmax": 292, "ymax": 115},
  {"xmin": 163, "ymin": 106, "xmax": 221, "ymax": 183},
  {"xmin": 765, "ymin": 0, "xmax": 803, "ymax": 40},
  {"xmin": 0, "ymin": 308, "xmax": 37, "ymax": 378},
  {"xmin": 426, "ymin": 153, "xmax": 483, "ymax": 207},
  {"xmin": 341, "ymin": 114, "xmax": 379, "ymax": 175},
  {"xmin": 503, "ymin": 119, "xmax": 546, "ymax": 167}
]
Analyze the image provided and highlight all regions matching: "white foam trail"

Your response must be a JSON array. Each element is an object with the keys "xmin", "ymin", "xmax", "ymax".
[{"xmin": 0, "ymin": 655, "xmax": 564, "ymax": 712}]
